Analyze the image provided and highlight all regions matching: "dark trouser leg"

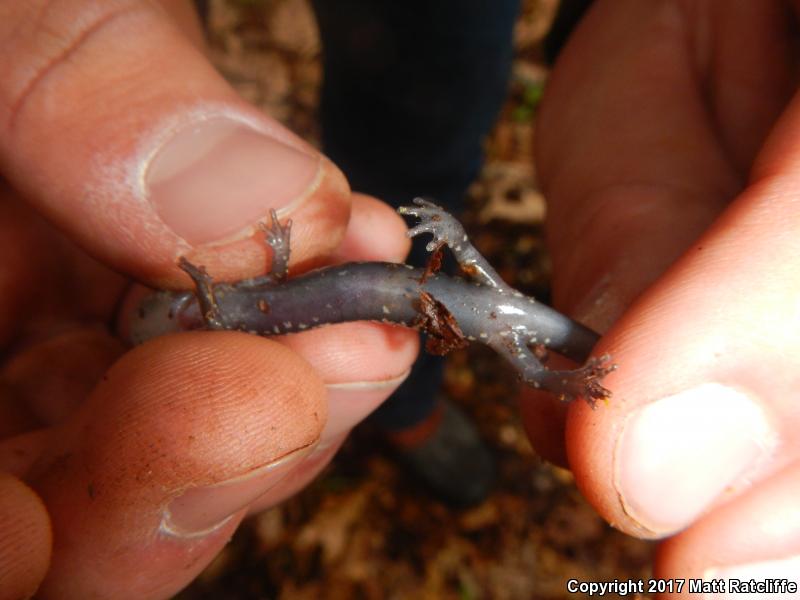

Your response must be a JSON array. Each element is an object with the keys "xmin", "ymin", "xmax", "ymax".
[{"xmin": 312, "ymin": 0, "xmax": 519, "ymax": 429}]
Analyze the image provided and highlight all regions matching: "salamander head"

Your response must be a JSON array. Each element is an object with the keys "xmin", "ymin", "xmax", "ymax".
[{"xmin": 124, "ymin": 290, "xmax": 197, "ymax": 345}]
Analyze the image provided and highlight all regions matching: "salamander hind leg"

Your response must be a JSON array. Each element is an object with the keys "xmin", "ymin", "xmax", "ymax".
[
  {"xmin": 535, "ymin": 355, "xmax": 616, "ymax": 407},
  {"xmin": 398, "ymin": 198, "xmax": 461, "ymax": 251},
  {"xmin": 492, "ymin": 333, "xmax": 615, "ymax": 407},
  {"xmin": 398, "ymin": 198, "xmax": 505, "ymax": 288}
]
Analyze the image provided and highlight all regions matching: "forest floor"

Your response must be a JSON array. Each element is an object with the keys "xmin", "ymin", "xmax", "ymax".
[{"xmin": 178, "ymin": 1, "xmax": 655, "ymax": 598}]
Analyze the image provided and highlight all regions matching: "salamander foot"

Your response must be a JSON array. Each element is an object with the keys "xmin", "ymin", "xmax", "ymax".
[
  {"xmin": 236, "ymin": 209, "xmax": 292, "ymax": 289},
  {"xmin": 398, "ymin": 198, "xmax": 468, "ymax": 252},
  {"xmin": 178, "ymin": 257, "xmax": 225, "ymax": 330},
  {"xmin": 260, "ymin": 209, "xmax": 292, "ymax": 281},
  {"xmin": 537, "ymin": 354, "xmax": 617, "ymax": 407}
]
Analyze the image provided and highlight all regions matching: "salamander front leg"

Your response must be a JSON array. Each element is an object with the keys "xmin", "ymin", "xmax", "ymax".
[
  {"xmin": 236, "ymin": 209, "xmax": 292, "ymax": 289},
  {"xmin": 398, "ymin": 198, "xmax": 505, "ymax": 288},
  {"xmin": 491, "ymin": 332, "xmax": 615, "ymax": 406},
  {"xmin": 178, "ymin": 257, "xmax": 226, "ymax": 330}
]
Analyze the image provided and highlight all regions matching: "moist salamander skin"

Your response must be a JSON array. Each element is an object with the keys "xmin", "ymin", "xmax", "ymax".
[{"xmin": 130, "ymin": 199, "xmax": 614, "ymax": 404}]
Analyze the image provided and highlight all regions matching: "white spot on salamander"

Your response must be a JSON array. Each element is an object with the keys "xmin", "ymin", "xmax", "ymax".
[
  {"xmin": 497, "ymin": 303, "xmax": 525, "ymax": 316},
  {"xmin": 382, "ymin": 305, "xmax": 391, "ymax": 314},
  {"xmin": 283, "ymin": 321, "xmax": 292, "ymax": 328},
  {"xmin": 479, "ymin": 332, "xmax": 488, "ymax": 339},
  {"xmin": 298, "ymin": 323, "xmax": 308, "ymax": 329},
  {"xmin": 273, "ymin": 326, "xmax": 281, "ymax": 334},
  {"xmin": 312, "ymin": 316, "xmax": 320, "ymax": 323}
]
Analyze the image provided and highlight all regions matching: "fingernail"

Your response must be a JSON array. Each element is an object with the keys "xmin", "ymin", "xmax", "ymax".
[
  {"xmin": 614, "ymin": 383, "xmax": 775, "ymax": 535},
  {"xmin": 146, "ymin": 117, "xmax": 320, "ymax": 245},
  {"xmin": 162, "ymin": 444, "xmax": 313, "ymax": 537},
  {"xmin": 252, "ymin": 436, "xmax": 346, "ymax": 509},
  {"xmin": 703, "ymin": 555, "xmax": 800, "ymax": 598},
  {"xmin": 323, "ymin": 370, "xmax": 410, "ymax": 441}
]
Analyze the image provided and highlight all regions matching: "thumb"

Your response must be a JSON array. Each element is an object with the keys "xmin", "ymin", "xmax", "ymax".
[{"xmin": 0, "ymin": 1, "xmax": 349, "ymax": 287}]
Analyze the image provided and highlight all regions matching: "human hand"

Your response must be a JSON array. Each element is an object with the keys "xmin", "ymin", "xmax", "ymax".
[
  {"xmin": 0, "ymin": 2, "xmax": 417, "ymax": 598},
  {"xmin": 522, "ymin": 0, "xmax": 800, "ymax": 590}
]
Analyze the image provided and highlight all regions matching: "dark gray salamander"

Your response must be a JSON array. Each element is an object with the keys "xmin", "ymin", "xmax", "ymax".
[{"xmin": 130, "ymin": 199, "xmax": 614, "ymax": 404}]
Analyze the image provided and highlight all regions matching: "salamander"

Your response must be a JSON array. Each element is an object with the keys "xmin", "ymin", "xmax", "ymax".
[{"xmin": 129, "ymin": 199, "xmax": 614, "ymax": 404}]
